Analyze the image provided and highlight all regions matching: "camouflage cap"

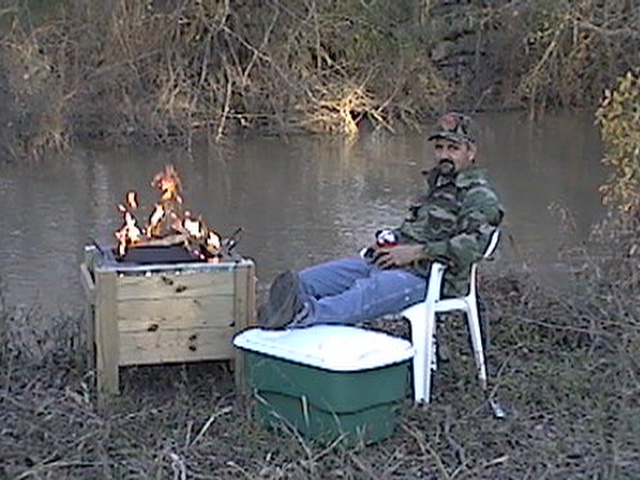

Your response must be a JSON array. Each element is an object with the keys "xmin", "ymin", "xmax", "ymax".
[{"xmin": 428, "ymin": 112, "xmax": 477, "ymax": 144}]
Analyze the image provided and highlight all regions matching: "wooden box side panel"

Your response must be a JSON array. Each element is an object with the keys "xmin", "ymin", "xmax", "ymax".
[
  {"xmin": 116, "ymin": 270, "xmax": 235, "ymax": 301},
  {"xmin": 94, "ymin": 270, "xmax": 119, "ymax": 396},
  {"xmin": 234, "ymin": 263, "xmax": 256, "ymax": 331},
  {"xmin": 117, "ymin": 295, "xmax": 235, "ymax": 332},
  {"xmin": 117, "ymin": 295, "xmax": 235, "ymax": 366},
  {"xmin": 231, "ymin": 263, "xmax": 256, "ymax": 396},
  {"xmin": 119, "ymin": 327, "xmax": 235, "ymax": 366},
  {"xmin": 116, "ymin": 263, "xmax": 255, "ymax": 366}
]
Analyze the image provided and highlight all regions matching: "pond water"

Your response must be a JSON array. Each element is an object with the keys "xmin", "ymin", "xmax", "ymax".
[{"xmin": 0, "ymin": 111, "xmax": 606, "ymax": 318}]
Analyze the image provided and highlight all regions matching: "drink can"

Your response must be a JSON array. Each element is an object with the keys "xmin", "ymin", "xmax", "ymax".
[{"xmin": 376, "ymin": 229, "xmax": 397, "ymax": 247}]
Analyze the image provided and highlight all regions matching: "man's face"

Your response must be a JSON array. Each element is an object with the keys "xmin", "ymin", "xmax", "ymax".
[{"xmin": 433, "ymin": 138, "xmax": 477, "ymax": 171}]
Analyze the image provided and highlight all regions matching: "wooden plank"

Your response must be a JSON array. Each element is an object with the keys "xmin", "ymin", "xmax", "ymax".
[
  {"xmin": 86, "ymin": 303, "xmax": 96, "ymax": 376},
  {"xmin": 80, "ymin": 263, "xmax": 96, "ymax": 305},
  {"xmin": 247, "ymin": 263, "xmax": 257, "ymax": 327},
  {"xmin": 100, "ymin": 258, "xmax": 253, "ymax": 275},
  {"xmin": 117, "ymin": 295, "xmax": 235, "ymax": 332},
  {"xmin": 234, "ymin": 265, "xmax": 249, "ymax": 330},
  {"xmin": 94, "ymin": 269, "xmax": 119, "ymax": 403},
  {"xmin": 116, "ymin": 270, "xmax": 235, "ymax": 301},
  {"xmin": 233, "ymin": 263, "xmax": 257, "ymax": 397},
  {"xmin": 233, "ymin": 265, "xmax": 246, "ymax": 395},
  {"xmin": 119, "ymin": 326, "xmax": 234, "ymax": 366},
  {"xmin": 81, "ymin": 255, "xmax": 97, "ymax": 379}
]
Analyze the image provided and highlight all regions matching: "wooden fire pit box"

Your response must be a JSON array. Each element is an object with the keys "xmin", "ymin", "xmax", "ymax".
[{"xmin": 80, "ymin": 246, "xmax": 256, "ymax": 403}]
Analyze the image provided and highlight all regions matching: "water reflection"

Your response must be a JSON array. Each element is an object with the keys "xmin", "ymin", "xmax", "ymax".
[
  {"xmin": 481, "ymin": 112, "xmax": 605, "ymax": 264},
  {"xmin": 0, "ymin": 112, "xmax": 606, "ymax": 316}
]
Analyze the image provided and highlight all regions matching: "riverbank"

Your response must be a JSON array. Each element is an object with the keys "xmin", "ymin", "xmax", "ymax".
[
  {"xmin": 0, "ymin": 0, "xmax": 638, "ymax": 161},
  {"xmin": 1, "ymin": 2, "xmax": 639, "ymax": 478},
  {"xmin": 1, "ymin": 220, "xmax": 639, "ymax": 479}
]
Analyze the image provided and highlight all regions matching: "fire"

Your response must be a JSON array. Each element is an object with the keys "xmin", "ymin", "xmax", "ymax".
[
  {"xmin": 114, "ymin": 164, "xmax": 224, "ymax": 261},
  {"xmin": 114, "ymin": 191, "xmax": 142, "ymax": 256}
]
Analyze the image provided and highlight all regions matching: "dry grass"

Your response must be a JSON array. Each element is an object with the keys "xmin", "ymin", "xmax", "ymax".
[
  {"xmin": 1, "ymin": 1, "xmax": 639, "ymax": 160},
  {"xmin": 496, "ymin": 0, "xmax": 640, "ymax": 115},
  {"xmin": 0, "ymin": 0, "xmax": 450, "ymax": 161}
]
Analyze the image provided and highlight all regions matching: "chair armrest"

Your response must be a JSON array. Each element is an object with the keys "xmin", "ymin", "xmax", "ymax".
[{"xmin": 426, "ymin": 261, "xmax": 447, "ymax": 303}]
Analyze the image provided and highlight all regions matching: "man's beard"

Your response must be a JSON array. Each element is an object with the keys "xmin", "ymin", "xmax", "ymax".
[{"xmin": 437, "ymin": 158, "xmax": 456, "ymax": 175}]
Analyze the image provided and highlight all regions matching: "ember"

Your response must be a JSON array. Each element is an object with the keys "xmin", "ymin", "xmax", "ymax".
[{"xmin": 115, "ymin": 164, "xmax": 228, "ymax": 262}]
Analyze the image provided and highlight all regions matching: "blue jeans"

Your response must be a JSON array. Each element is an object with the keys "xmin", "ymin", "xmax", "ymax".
[{"xmin": 294, "ymin": 256, "xmax": 427, "ymax": 326}]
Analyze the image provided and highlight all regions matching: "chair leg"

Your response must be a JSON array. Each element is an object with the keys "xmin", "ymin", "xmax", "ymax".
[
  {"xmin": 423, "ymin": 310, "xmax": 437, "ymax": 403},
  {"xmin": 407, "ymin": 308, "xmax": 428, "ymax": 403},
  {"xmin": 477, "ymin": 293, "xmax": 491, "ymax": 352},
  {"xmin": 466, "ymin": 302, "xmax": 488, "ymax": 391},
  {"xmin": 404, "ymin": 302, "xmax": 438, "ymax": 403},
  {"xmin": 405, "ymin": 302, "xmax": 438, "ymax": 403}
]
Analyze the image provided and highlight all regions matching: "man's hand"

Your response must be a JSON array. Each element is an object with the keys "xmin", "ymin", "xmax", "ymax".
[{"xmin": 372, "ymin": 244, "xmax": 425, "ymax": 269}]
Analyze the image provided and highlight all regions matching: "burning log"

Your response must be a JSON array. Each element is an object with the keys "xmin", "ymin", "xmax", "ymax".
[{"xmin": 114, "ymin": 164, "xmax": 231, "ymax": 263}]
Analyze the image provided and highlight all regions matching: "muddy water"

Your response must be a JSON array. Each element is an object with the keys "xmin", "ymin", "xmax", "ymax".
[{"xmin": 0, "ymin": 111, "xmax": 606, "ymax": 317}]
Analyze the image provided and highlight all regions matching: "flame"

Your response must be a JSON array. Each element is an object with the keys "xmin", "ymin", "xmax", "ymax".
[
  {"xmin": 114, "ymin": 164, "xmax": 224, "ymax": 261},
  {"xmin": 207, "ymin": 230, "xmax": 221, "ymax": 250},
  {"xmin": 184, "ymin": 213, "xmax": 202, "ymax": 238},
  {"xmin": 126, "ymin": 191, "xmax": 138, "ymax": 209},
  {"xmin": 114, "ymin": 190, "xmax": 143, "ymax": 255},
  {"xmin": 152, "ymin": 164, "xmax": 183, "ymax": 203},
  {"xmin": 148, "ymin": 205, "xmax": 165, "ymax": 233}
]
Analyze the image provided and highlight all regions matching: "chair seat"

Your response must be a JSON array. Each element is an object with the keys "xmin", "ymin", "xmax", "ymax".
[{"xmin": 434, "ymin": 297, "xmax": 470, "ymax": 312}]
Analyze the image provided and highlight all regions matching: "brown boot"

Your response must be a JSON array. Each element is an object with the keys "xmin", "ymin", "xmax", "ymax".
[{"xmin": 259, "ymin": 271, "xmax": 303, "ymax": 329}]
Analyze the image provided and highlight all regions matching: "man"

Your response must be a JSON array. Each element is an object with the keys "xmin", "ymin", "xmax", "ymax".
[{"xmin": 259, "ymin": 112, "xmax": 504, "ymax": 329}]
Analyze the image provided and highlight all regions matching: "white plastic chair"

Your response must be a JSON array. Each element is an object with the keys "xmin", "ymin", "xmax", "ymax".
[{"xmin": 401, "ymin": 229, "xmax": 500, "ymax": 403}]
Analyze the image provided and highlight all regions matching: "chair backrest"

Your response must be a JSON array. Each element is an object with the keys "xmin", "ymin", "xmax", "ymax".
[
  {"xmin": 482, "ymin": 228, "xmax": 500, "ymax": 259},
  {"xmin": 467, "ymin": 228, "xmax": 500, "ymax": 298},
  {"xmin": 426, "ymin": 228, "xmax": 500, "ymax": 302}
]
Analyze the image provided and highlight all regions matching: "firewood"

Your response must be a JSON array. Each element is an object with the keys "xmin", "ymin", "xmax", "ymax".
[{"xmin": 135, "ymin": 233, "xmax": 190, "ymax": 247}]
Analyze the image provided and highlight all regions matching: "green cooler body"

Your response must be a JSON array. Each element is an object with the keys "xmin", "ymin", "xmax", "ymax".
[{"xmin": 233, "ymin": 325, "xmax": 414, "ymax": 445}]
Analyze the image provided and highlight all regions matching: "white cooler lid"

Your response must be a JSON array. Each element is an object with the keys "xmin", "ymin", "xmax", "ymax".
[{"xmin": 233, "ymin": 325, "xmax": 414, "ymax": 372}]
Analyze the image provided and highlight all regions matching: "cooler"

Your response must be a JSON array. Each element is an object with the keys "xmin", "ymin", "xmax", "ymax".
[{"xmin": 233, "ymin": 325, "xmax": 414, "ymax": 445}]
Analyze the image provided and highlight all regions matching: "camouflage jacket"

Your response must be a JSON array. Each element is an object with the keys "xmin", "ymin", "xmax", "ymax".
[{"xmin": 394, "ymin": 162, "xmax": 504, "ymax": 297}]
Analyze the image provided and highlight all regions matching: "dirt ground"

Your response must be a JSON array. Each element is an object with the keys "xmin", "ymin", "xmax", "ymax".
[{"xmin": 1, "ymin": 270, "xmax": 639, "ymax": 480}]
